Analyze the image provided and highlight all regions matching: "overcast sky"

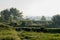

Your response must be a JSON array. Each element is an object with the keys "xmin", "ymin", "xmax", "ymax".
[{"xmin": 0, "ymin": 0, "xmax": 60, "ymax": 17}]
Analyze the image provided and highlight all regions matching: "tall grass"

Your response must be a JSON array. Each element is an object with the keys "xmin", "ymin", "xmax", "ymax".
[
  {"xmin": 0, "ymin": 23, "xmax": 21, "ymax": 40},
  {"xmin": 18, "ymin": 31, "xmax": 60, "ymax": 40}
]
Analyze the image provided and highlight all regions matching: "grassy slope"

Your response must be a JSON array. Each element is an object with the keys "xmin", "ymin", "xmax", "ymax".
[
  {"xmin": 0, "ymin": 23, "xmax": 21, "ymax": 40},
  {"xmin": 19, "ymin": 31, "xmax": 60, "ymax": 40}
]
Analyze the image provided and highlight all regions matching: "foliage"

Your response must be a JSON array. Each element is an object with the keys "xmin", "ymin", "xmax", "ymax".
[
  {"xmin": 41, "ymin": 16, "xmax": 46, "ymax": 21},
  {"xmin": 0, "ymin": 8, "xmax": 23, "ymax": 24},
  {"xmin": 1, "ymin": 9, "xmax": 10, "ymax": 22},
  {"xmin": 52, "ymin": 15, "xmax": 60, "ymax": 25},
  {"xmin": 46, "ymin": 28, "xmax": 60, "ymax": 33},
  {"xmin": 10, "ymin": 8, "xmax": 23, "ymax": 24}
]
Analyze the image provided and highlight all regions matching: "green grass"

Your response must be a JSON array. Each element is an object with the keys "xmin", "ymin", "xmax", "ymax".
[
  {"xmin": 18, "ymin": 31, "xmax": 60, "ymax": 40},
  {"xmin": 1, "ymin": 23, "xmax": 60, "ymax": 40},
  {"xmin": 0, "ymin": 23, "xmax": 21, "ymax": 40}
]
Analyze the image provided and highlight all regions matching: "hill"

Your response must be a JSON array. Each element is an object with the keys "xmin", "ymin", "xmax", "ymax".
[{"xmin": 0, "ymin": 23, "xmax": 21, "ymax": 40}]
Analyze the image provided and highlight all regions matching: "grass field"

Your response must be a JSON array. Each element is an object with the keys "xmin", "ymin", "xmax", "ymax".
[
  {"xmin": 0, "ymin": 23, "xmax": 21, "ymax": 40},
  {"xmin": 18, "ymin": 31, "xmax": 60, "ymax": 40},
  {"xmin": 1, "ymin": 23, "xmax": 60, "ymax": 40}
]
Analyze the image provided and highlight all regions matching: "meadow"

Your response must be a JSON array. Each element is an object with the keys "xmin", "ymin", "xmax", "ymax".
[
  {"xmin": 0, "ymin": 23, "xmax": 60, "ymax": 40},
  {"xmin": 18, "ymin": 31, "xmax": 60, "ymax": 40},
  {"xmin": 1, "ymin": 23, "xmax": 60, "ymax": 40},
  {"xmin": 0, "ymin": 23, "xmax": 21, "ymax": 40}
]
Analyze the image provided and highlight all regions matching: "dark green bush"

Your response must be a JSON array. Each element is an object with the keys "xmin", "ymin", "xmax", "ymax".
[{"xmin": 46, "ymin": 28, "xmax": 60, "ymax": 33}]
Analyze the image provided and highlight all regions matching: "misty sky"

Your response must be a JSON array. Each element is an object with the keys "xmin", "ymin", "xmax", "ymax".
[{"xmin": 0, "ymin": 0, "xmax": 60, "ymax": 17}]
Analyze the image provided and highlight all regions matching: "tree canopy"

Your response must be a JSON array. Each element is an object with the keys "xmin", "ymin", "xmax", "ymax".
[
  {"xmin": 52, "ymin": 14, "xmax": 60, "ymax": 25},
  {"xmin": 0, "ymin": 8, "xmax": 23, "ymax": 24},
  {"xmin": 41, "ymin": 16, "xmax": 46, "ymax": 21}
]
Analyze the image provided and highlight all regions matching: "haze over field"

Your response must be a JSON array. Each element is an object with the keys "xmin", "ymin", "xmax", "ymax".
[{"xmin": 0, "ymin": 0, "xmax": 60, "ymax": 17}]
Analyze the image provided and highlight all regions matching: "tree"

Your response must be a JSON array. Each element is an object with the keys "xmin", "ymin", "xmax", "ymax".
[
  {"xmin": 52, "ymin": 14, "xmax": 60, "ymax": 25},
  {"xmin": 1, "ymin": 8, "xmax": 23, "ymax": 24},
  {"xmin": 1, "ymin": 9, "xmax": 11, "ymax": 22},
  {"xmin": 10, "ymin": 8, "xmax": 23, "ymax": 24},
  {"xmin": 40, "ymin": 16, "xmax": 47, "ymax": 25},
  {"xmin": 41, "ymin": 16, "xmax": 46, "ymax": 21}
]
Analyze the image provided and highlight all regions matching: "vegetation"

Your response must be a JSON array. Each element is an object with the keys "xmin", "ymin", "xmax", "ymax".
[
  {"xmin": 0, "ymin": 23, "xmax": 21, "ymax": 40},
  {"xmin": 0, "ymin": 8, "xmax": 60, "ymax": 40},
  {"xmin": 18, "ymin": 31, "xmax": 60, "ymax": 40},
  {"xmin": 0, "ymin": 8, "xmax": 23, "ymax": 25}
]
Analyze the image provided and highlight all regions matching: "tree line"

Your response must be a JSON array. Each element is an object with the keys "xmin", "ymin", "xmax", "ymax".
[
  {"xmin": 0, "ymin": 8, "xmax": 60, "ymax": 28},
  {"xmin": 0, "ymin": 8, "xmax": 23, "ymax": 24}
]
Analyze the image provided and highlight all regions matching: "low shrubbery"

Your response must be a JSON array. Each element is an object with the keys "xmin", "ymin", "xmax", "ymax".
[{"xmin": 46, "ymin": 28, "xmax": 60, "ymax": 33}]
